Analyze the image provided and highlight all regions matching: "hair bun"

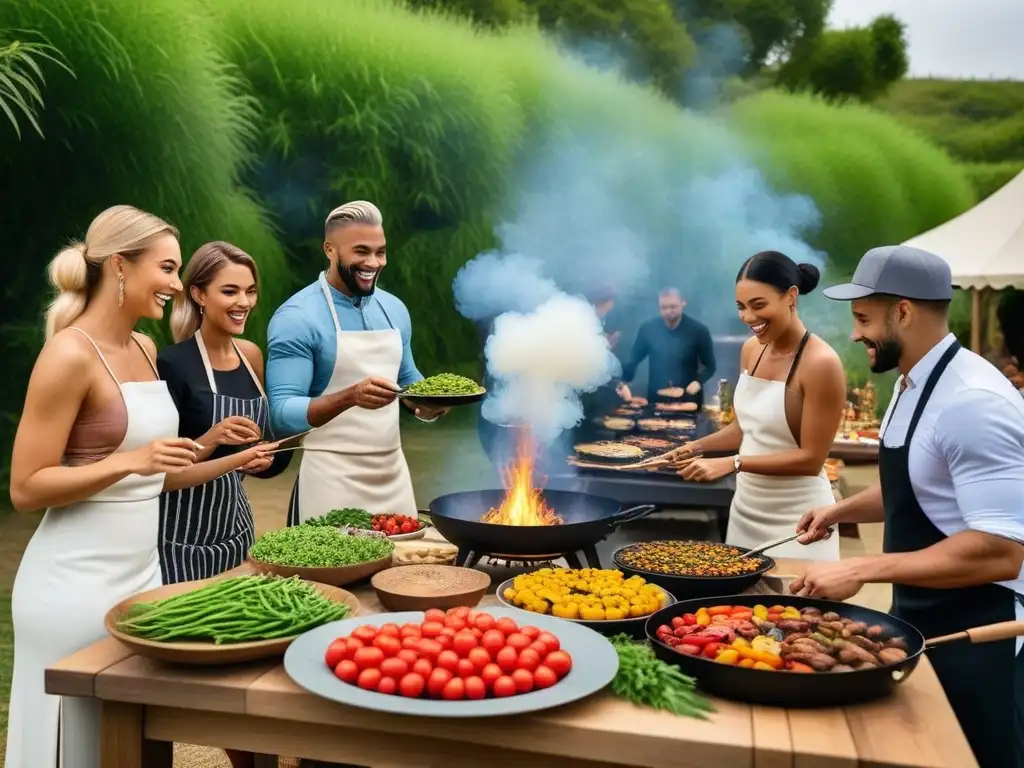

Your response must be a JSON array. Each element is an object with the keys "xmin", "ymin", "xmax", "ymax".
[
  {"xmin": 796, "ymin": 263, "xmax": 820, "ymax": 295},
  {"xmin": 48, "ymin": 242, "xmax": 89, "ymax": 294}
]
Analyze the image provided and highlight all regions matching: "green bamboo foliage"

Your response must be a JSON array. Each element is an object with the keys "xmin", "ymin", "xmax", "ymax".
[{"xmin": 0, "ymin": 37, "xmax": 72, "ymax": 139}]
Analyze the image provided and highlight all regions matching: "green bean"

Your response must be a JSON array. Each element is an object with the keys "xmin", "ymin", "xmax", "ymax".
[{"xmin": 404, "ymin": 373, "xmax": 482, "ymax": 397}]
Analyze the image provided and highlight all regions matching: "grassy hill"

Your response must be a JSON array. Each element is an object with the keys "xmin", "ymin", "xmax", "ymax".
[{"xmin": 874, "ymin": 78, "xmax": 1024, "ymax": 200}]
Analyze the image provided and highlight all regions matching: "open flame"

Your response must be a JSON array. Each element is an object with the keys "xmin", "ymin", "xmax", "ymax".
[{"xmin": 480, "ymin": 429, "xmax": 563, "ymax": 526}]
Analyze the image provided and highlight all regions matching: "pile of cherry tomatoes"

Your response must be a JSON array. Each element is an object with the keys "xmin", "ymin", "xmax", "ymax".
[
  {"xmin": 371, "ymin": 513, "xmax": 423, "ymax": 536},
  {"xmin": 324, "ymin": 606, "xmax": 573, "ymax": 700}
]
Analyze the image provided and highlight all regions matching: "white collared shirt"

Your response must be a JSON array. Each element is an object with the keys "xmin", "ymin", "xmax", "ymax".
[{"xmin": 880, "ymin": 333, "xmax": 1024, "ymax": 605}]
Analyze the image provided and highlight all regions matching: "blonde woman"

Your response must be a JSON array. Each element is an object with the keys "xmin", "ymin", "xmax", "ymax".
[
  {"xmin": 5, "ymin": 207, "xmax": 275, "ymax": 768},
  {"xmin": 157, "ymin": 241, "xmax": 289, "ymax": 586}
]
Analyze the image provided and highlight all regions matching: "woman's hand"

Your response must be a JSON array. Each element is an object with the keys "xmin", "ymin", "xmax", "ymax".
[
  {"xmin": 203, "ymin": 415, "xmax": 262, "ymax": 447},
  {"xmin": 125, "ymin": 438, "xmax": 202, "ymax": 476},
  {"xmin": 235, "ymin": 441, "xmax": 279, "ymax": 474},
  {"xmin": 678, "ymin": 456, "xmax": 734, "ymax": 483}
]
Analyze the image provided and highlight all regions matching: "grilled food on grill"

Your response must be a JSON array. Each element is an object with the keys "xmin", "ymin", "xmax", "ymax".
[
  {"xmin": 657, "ymin": 387, "xmax": 685, "ymax": 398},
  {"xmin": 624, "ymin": 436, "xmax": 675, "ymax": 450},
  {"xmin": 638, "ymin": 418, "xmax": 695, "ymax": 431},
  {"xmin": 574, "ymin": 442, "xmax": 645, "ymax": 461},
  {"xmin": 656, "ymin": 401, "xmax": 699, "ymax": 413},
  {"xmin": 603, "ymin": 417, "xmax": 635, "ymax": 431}
]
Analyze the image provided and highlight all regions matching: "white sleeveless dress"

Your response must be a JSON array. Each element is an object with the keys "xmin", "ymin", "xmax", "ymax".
[
  {"xmin": 725, "ymin": 346, "xmax": 840, "ymax": 561},
  {"xmin": 5, "ymin": 329, "xmax": 178, "ymax": 768}
]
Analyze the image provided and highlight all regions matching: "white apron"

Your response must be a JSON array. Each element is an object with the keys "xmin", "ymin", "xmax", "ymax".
[
  {"xmin": 726, "ymin": 368, "xmax": 840, "ymax": 561},
  {"xmin": 6, "ymin": 328, "xmax": 176, "ymax": 768},
  {"xmin": 287, "ymin": 273, "xmax": 416, "ymax": 524}
]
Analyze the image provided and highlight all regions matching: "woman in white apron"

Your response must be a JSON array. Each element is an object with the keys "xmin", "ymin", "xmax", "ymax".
[
  {"xmin": 158, "ymin": 242, "xmax": 289, "ymax": 586},
  {"xmin": 675, "ymin": 251, "xmax": 846, "ymax": 561},
  {"xmin": 287, "ymin": 271, "xmax": 417, "ymax": 524},
  {"xmin": 6, "ymin": 207, "xmax": 275, "ymax": 768}
]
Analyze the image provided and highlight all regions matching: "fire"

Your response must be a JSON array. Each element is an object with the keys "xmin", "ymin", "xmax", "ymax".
[{"xmin": 480, "ymin": 430, "xmax": 563, "ymax": 526}]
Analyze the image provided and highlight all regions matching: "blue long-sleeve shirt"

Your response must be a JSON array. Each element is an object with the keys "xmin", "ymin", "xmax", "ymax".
[
  {"xmin": 620, "ymin": 315, "xmax": 716, "ymax": 401},
  {"xmin": 266, "ymin": 278, "xmax": 423, "ymax": 436}
]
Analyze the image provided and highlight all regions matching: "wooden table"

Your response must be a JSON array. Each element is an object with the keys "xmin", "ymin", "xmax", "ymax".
[{"xmin": 46, "ymin": 562, "xmax": 978, "ymax": 768}]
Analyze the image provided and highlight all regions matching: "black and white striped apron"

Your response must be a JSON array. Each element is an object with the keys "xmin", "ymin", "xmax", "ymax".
[{"xmin": 158, "ymin": 330, "xmax": 268, "ymax": 584}]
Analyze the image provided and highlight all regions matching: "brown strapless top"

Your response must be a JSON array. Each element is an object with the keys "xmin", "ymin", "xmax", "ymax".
[{"xmin": 64, "ymin": 395, "xmax": 128, "ymax": 466}]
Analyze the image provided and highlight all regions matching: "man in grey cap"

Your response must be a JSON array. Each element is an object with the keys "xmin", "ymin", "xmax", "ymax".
[{"xmin": 793, "ymin": 245, "xmax": 1024, "ymax": 768}]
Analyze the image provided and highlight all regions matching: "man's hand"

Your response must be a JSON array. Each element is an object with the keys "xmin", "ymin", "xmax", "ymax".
[
  {"xmin": 685, "ymin": 380, "xmax": 701, "ymax": 396},
  {"xmin": 796, "ymin": 505, "xmax": 839, "ymax": 544},
  {"xmin": 412, "ymin": 404, "xmax": 449, "ymax": 422},
  {"xmin": 349, "ymin": 377, "xmax": 400, "ymax": 410},
  {"xmin": 606, "ymin": 330, "xmax": 621, "ymax": 349},
  {"xmin": 678, "ymin": 456, "xmax": 734, "ymax": 482},
  {"xmin": 616, "ymin": 383, "xmax": 633, "ymax": 402},
  {"xmin": 789, "ymin": 559, "xmax": 866, "ymax": 601}
]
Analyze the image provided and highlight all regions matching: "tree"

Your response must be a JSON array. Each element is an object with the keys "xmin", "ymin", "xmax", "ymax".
[{"xmin": 404, "ymin": 0, "xmax": 533, "ymax": 30}]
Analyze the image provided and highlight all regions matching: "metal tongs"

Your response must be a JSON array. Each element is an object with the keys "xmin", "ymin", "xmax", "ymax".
[{"xmin": 727, "ymin": 527, "xmax": 836, "ymax": 561}]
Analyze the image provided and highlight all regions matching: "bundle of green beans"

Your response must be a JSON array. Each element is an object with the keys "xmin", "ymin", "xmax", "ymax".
[
  {"xmin": 117, "ymin": 575, "xmax": 349, "ymax": 644},
  {"xmin": 608, "ymin": 634, "xmax": 716, "ymax": 719},
  {"xmin": 250, "ymin": 525, "xmax": 394, "ymax": 568},
  {"xmin": 304, "ymin": 508, "xmax": 373, "ymax": 529},
  {"xmin": 404, "ymin": 373, "xmax": 483, "ymax": 396}
]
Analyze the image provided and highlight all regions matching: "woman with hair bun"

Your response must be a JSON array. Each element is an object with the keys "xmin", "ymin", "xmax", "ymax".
[
  {"xmin": 5, "ymin": 206, "xmax": 276, "ymax": 768},
  {"xmin": 157, "ymin": 241, "xmax": 289, "ymax": 587},
  {"xmin": 673, "ymin": 250, "xmax": 847, "ymax": 561}
]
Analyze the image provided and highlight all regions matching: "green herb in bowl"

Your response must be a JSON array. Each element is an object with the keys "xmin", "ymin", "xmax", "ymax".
[
  {"xmin": 304, "ymin": 508, "xmax": 373, "ymax": 529},
  {"xmin": 250, "ymin": 526, "xmax": 394, "ymax": 568},
  {"xmin": 403, "ymin": 373, "xmax": 483, "ymax": 397}
]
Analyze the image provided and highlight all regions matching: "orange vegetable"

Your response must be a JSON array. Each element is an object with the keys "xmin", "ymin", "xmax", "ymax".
[
  {"xmin": 730, "ymin": 609, "xmax": 753, "ymax": 621},
  {"xmin": 752, "ymin": 661, "xmax": 775, "ymax": 671},
  {"xmin": 788, "ymin": 662, "xmax": 815, "ymax": 673},
  {"xmin": 695, "ymin": 608, "xmax": 711, "ymax": 627},
  {"xmin": 714, "ymin": 649, "xmax": 740, "ymax": 665},
  {"xmin": 735, "ymin": 647, "xmax": 784, "ymax": 669},
  {"xmin": 707, "ymin": 606, "xmax": 733, "ymax": 616},
  {"xmin": 739, "ymin": 658, "xmax": 756, "ymax": 668}
]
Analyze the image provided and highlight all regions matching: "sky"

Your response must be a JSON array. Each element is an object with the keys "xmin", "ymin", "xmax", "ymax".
[{"xmin": 829, "ymin": 0, "xmax": 1024, "ymax": 80}]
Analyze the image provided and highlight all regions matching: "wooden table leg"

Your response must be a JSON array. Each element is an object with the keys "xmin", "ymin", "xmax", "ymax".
[{"xmin": 100, "ymin": 700, "xmax": 172, "ymax": 768}]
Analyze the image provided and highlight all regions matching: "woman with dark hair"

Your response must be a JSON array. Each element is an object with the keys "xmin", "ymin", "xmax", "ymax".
[{"xmin": 674, "ymin": 250, "xmax": 847, "ymax": 560}]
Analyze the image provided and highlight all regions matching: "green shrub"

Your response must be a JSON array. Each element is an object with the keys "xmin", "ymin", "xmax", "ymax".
[{"xmin": 962, "ymin": 160, "xmax": 1024, "ymax": 200}]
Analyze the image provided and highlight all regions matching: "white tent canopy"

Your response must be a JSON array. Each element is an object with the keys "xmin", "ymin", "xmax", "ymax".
[{"xmin": 902, "ymin": 170, "xmax": 1024, "ymax": 291}]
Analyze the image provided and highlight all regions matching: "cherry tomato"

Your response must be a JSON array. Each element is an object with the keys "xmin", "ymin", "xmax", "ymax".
[
  {"xmin": 325, "ymin": 640, "xmax": 348, "ymax": 669},
  {"xmin": 441, "ymin": 677, "xmax": 466, "ymax": 701},
  {"xmin": 495, "ymin": 617, "xmax": 519, "ymax": 636},
  {"xmin": 436, "ymin": 634, "xmax": 453, "ymax": 650},
  {"xmin": 377, "ymin": 676, "xmax": 397, "ymax": 695},
  {"xmin": 457, "ymin": 658, "xmax": 477, "ymax": 679},
  {"xmin": 533, "ymin": 665, "xmax": 558, "ymax": 689},
  {"xmin": 416, "ymin": 638, "xmax": 443, "ymax": 659},
  {"xmin": 519, "ymin": 626, "xmax": 541, "ymax": 639},
  {"xmin": 372, "ymin": 635, "xmax": 402, "ymax": 658},
  {"xmin": 452, "ymin": 631, "xmax": 478, "ymax": 656},
  {"xmin": 536, "ymin": 632, "xmax": 561, "ymax": 654},
  {"xmin": 420, "ymin": 621, "xmax": 444, "ymax": 638},
  {"xmin": 466, "ymin": 646, "xmax": 491, "ymax": 671},
  {"xmin": 397, "ymin": 649, "xmax": 419, "ymax": 666},
  {"xmin": 528, "ymin": 640, "xmax": 549, "ymax": 657},
  {"xmin": 379, "ymin": 657, "xmax": 409, "ymax": 679},
  {"xmin": 471, "ymin": 627, "xmax": 483, "ymax": 639},
  {"xmin": 424, "ymin": 608, "xmax": 447, "ymax": 624},
  {"xmin": 352, "ymin": 646, "xmax": 385, "ymax": 670},
  {"xmin": 510, "ymin": 668, "xmax": 534, "ymax": 693},
  {"xmin": 412, "ymin": 657, "xmax": 434, "ymax": 678},
  {"xmin": 398, "ymin": 672, "xmax": 426, "ymax": 698},
  {"xmin": 480, "ymin": 662, "xmax": 502, "ymax": 688},
  {"xmin": 357, "ymin": 668, "xmax": 383, "ymax": 691},
  {"xmin": 445, "ymin": 617, "xmax": 468, "ymax": 632},
  {"xmin": 466, "ymin": 610, "xmax": 483, "ymax": 625},
  {"xmin": 400, "ymin": 624, "xmax": 422, "ymax": 639},
  {"xmin": 427, "ymin": 667, "xmax": 453, "ymax": 698},
  {"xmin": 516, "ymin": 648, "xmax": 541, "ymax": 672},
  {"xmin": 401, "ymin": 636, "xmax": 421, "ymax": 651},
  {"xmin": 544, "ymin": 650, "xmax": 572, "ymax": 679},
  {"xmin": 474, "ymin": 613, "xmax": 497, "ymax": 632},
  {"xmin": 492, "ymin": 675, "xmax": 517, "ymax": 697},
  {"xmin": 436, "ymin": 650, "xmax": 460, "ymax": 673},
  {"xmin": 481, "ymin": 630, "xmax": 506, "ymax": 655},
  {"xmin": 464, "ymin": 675, "xmax": 486, "ymax": 700},
  {"xmin": 334, "ymin": 659, "xmax": 359, "ymax": 683},
  {"xmin": 505, "ymin": 633, "xmax": 532, "ymax": 652},
  {"xmin": 379, "ymin": 623, "xmax": 401, "ymax": 638},
  {"xmin": 352, "ymin": 626, "xmax": 378, "ymax": 644},
  {"xmin": 346, "ymin": 637, "xmax": 365, "ymax": 655},
  {"xmin": 449, "ymin": 606, "xmax": 472, "ymax": 620},
  {"xmin": 495, "ymin": 646, "xmax": 518, "ymax": 673}
]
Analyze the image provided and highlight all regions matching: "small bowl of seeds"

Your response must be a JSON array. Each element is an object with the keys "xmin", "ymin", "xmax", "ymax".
[
  {"xmin": 370, "ymin": 565, "xmax": 491, "ymax": 612},
  {"xmin": 612, "ymin": 540, "xmax": 775, "ymax": 599}
]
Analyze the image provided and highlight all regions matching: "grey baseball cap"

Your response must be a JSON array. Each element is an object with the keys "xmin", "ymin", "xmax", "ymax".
[{"xmin": 823, "ymin": 245, "xmax": 954, "ymax": 301}]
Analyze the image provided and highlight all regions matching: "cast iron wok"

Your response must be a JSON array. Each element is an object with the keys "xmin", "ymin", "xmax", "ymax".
[
  {"xmin": 427, "ymin": 490, "xmax": 655, "ymax": 567},
  {"xmin": 644, "ymin": 593, "xmax": 1024, "ymax": 708}
]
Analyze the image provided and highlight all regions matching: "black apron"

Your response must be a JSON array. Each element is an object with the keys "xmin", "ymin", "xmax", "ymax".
[{"xmin": 881, "ymin": 340, "xmax": 1024, "ymax": 768}]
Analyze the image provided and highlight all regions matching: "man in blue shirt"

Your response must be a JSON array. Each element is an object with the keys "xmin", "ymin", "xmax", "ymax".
[
  {"xmin": 266, "ymin": 201, "xmax": 446, "ymax": 525},
  {"xmin": 616, "ymin": 287, "xmax": 716, "ymax": 405}
]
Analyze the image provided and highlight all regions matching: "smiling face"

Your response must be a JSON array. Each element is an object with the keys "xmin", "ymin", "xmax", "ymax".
[
  {"xmin": 850, "ymin": 297, "xmax": 905, "ymax": 373},
  {"xmin": 193, "ymin": 261, "xmax": 258, "ymax": 337},
  {"xmin": 735, "ymin": 278, "xmax": 797, "ymax": 344},
  {"xmin": 115, "ymin": 233, "xmax": 182, "ymax": 320},
  {"xmin": 325, "ymin": 223, "xmax": 387, "ymax": 297}
]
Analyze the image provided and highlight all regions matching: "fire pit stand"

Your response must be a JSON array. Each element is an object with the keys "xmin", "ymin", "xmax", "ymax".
[{"xmin": 455, "ymin": 545, "xmax": 602, "ymax": 570}]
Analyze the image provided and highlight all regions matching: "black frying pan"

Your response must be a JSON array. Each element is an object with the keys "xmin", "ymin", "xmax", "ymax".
[
  {"xmin": 427, "ymin": 489, "xmax": 655, "ymax": 567},
  {"xmin": 644, "ymin": 593, "xmax": 1024, "ymax": 708}
]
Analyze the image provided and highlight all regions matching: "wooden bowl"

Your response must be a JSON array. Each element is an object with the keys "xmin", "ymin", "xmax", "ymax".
[
  {"xmin": 104, "ymin": 575, "xmax": 360, "ymax": 665},
  {"xmin": 370, "ymin": 565, "xmax": 491, "ymax": 612},
  {"xmin": 248, "ymin": 553, "xmax": 393, "ymax": 587}
]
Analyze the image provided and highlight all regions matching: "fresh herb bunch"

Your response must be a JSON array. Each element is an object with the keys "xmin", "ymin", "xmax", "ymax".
[
  {"xmin": 305, "ymin": 508, "xmax": 373, "ymax": 529},
  {"xmin": 404, "ymin": 373, "xmax": 482, "ymax": 396},
  {"xmin": 608, "ymin": 634, "xmax": 716, "ymax": 719},
  {"xmin": 250, "ymin": 526, "xmax": 395, "ymax": 567},
  {"xmin": 117, "ymin": 575, "xmax": 349, "ymax": 644}
]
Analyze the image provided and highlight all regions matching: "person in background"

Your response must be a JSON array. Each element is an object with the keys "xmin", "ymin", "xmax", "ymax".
[
  {"xmin": 5, "ymin": 206, "xmax": 273, "ymax": 768},
  {"xmin": 673, "ymin": 251, "xmax": 845, "ymax": 561},
  {"xmin": 158, "ymin": 241, "xmax": 290, "ymax": 586},
  {"xmin": 794, "ymin": 245, "xmax": 1024, "ymax": 768},
  {"xmin": 615, "ymin": 287, "xmax": 716, "ymax": 406},
  {"xmin": 266, "ymin": 201, "xmax": 447, "ymax": 525}
]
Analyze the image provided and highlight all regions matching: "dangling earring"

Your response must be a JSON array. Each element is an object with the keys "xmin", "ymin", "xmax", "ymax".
[
  {"xmin": 117, "ymin": 273, "xmax": 125, "ymax": 308},
  {"xmin": 199, "ymin": 305, "xmax": 204, "ymax": 315}
]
